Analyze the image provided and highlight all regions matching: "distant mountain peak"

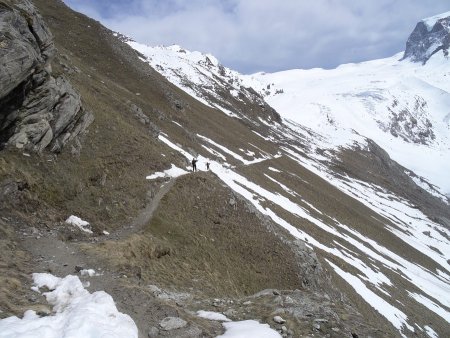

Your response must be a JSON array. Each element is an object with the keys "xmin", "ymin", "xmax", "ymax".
[{"xmin": 402, "ymin": 12, "xmax": 450, "ymax": 64}]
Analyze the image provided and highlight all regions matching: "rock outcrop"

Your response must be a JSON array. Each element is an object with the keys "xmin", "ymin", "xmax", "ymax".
[
  {"xmin": 402, "ymin": 12, "xmax": 450, "ymax": 64},
  {"xmin": 380, "ymin": 95, "xmax": 435, "ymax": 145},
  {"xmin": 0, "ymin": 0, "xmax": 93, "ymax": 153}
]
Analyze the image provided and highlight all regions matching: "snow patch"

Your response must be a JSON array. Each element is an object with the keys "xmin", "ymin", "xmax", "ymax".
[
  {"xmin": 146, "ymin": 164, "xmax": 188, "ymax": 180},
  {"xmin": 0, "ymin": 273, "xmax": 138, "ymax": 338},
  {"xmin": 197, "ymin": 134, "xmax": 269, "ymax": 165},
  {"xmin": 424, "ymin": 325, "xmax": 439, "ymax": 338},
  {"xmin": 196, "ymin": 310, "xmax": 231, "ymax": 322},
  {"xmin": 65, "ymin": 215, "xmax": 92, "ymax": 234},
  {"xmin": 80, "ymin": 269, "xmax": 101, "ymax": 277},
  {"xmin": 408, "ymin": 292, "xmax": 450, "ymax": 323},
  {"xmin": 327, "ymin": 260, "xmax": 413, "ymax": 336},
  {"xmin": 217, "ymin": 320, "xmax": 281, "ymax": 338}
]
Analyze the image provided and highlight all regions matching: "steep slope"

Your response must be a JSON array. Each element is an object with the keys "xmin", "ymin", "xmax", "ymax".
[
  {"xmin": 1, "ymin": 2, "xmax": 449, "ymax": 338},
  {"xmin": 126, "ymin": 13, "xmax": 450, "ymax": 338}
]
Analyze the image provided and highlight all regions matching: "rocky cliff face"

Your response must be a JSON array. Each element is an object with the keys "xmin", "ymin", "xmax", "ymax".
[
  {"xmin": 403, "ymin": 13, "xmax": 450, "ymax": 64},
  {"xmin": 0, "ymin": 0, "xmax": 93, "ymax": 153}
]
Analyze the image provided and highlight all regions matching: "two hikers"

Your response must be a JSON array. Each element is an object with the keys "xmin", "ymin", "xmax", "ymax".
[{"xmin": 191, "ymin": 158, "xmax": 211, "ymax": 172}]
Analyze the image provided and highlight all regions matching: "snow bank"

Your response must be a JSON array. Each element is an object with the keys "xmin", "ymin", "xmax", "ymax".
[
  {"xmin": 217, "ymin": 320, "xmax": 282, "ymax": 338},
  {"xmin": 197, "ymin": 310, "xmax": 231, "ymax": 322},
  {"xmin": 65, "ymin": 215, "xmax": 92, "ymax": 234},
  {"xmin": 196, "ymin": 311, "xmax": 279, "ymax": 337},
  {"xmin": 0, "ymin": 273, "xmax": 138, "ymax": 338}
]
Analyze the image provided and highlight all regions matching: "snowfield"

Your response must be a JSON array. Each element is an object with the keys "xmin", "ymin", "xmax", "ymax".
[{"xmin": 244, "ymin": 52, "xmax": 450, "ymax": 196}]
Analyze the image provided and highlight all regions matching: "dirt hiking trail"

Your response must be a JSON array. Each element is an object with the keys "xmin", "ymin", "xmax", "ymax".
[{"xmin": 112, "ymin": 177, "xmax": 177, "ymax": 240}]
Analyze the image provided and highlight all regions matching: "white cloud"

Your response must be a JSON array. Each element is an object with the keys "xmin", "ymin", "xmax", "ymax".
[{"xmin": 64, "ymin": 0, "xmax": 450, "ymax": 73}]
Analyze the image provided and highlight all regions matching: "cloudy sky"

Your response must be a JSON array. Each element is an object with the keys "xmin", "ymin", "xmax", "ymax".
[{"xmin": 63, "ymin": 0, "xmax": 449, "ymax": 74}]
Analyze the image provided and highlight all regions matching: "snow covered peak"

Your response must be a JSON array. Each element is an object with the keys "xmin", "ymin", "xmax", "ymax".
[
  {"xmin": 152, "ymin": 44, "xmax": 220, "ymax": 67},
  {"xmin": 128, "ymin": 40, "xmax": 281, "ymax": 123},
  {"xmin": 129, "ymin": 41, "xmax": 231, "ymax": 93},
  {"xmin": 421, "ymin": 11, "xmax": 450, "ymax": 32},
  {"xmin": 403, "ymin": 12, "xmax": 450, "ymax": 64}
]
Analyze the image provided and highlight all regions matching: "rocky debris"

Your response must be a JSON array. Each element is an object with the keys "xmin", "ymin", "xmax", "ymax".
[
  {"xmin": 162, "ymin": 326, "xmax": 203, "ymax": 338},
  {"xmin": 212, "ymin": 298, "xmax": 234, "ymax": 308},
  {"xmin": 129, "ymin": 102, "xmax": 150, "ymax": 124},
  {"xmin": 127, "ymin": 101, "xmax": 160, "ymax": 138},
  {"xmin": 228, "ymin": 197, "xmax": 236, "ymax": 207},
  {"xmin": 147, "ymin": 326, "xmax": 159, "ymax": 338},
  {"xmin": 402, "ymin": 13, "xmax": 450, "ymax": 64},
  {"xmin": 159, "ymin": 316, "xmax": 187, "ymax": 331},
  {"xmin": 0, "ymin": 179, "xmax": 29, "ymax": 206},
  {"xmin": 162, "ymin": 90, "xmax": 188, "ymax": 112},
  {"xmin": 223, "ymin": 308, "xmax": 237, "ymax": 318},
  {"xmin": 187, "ymin": 287, "xmax": 383, "ymax": 337},
  {"xmin": 147, "ymin": 284, "xmax": 192, "ymax": 304},
  {"xmin": 0, "ymin": 0, "xmax": 93, "ymax": 153},
  {"xmin": 273, "ymin": 315, "xmax": 286, "ymax": 324},
  {"xmin": 57, "ymin": 54, "xmax": 81, "ymax": 75}
]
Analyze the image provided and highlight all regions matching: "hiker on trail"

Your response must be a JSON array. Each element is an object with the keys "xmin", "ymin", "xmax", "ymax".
[
  {"xmin": 206, "ymin": 162, "xmax": 210, "ymax": 170},
  {"xmin": 192, "ymin": 158, "xmax": 198, "ymax": 172}
]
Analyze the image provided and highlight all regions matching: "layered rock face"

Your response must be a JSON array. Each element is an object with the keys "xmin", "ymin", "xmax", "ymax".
[
  {"xmin": 0, "ymin": 0, "xmax": 93, "ymax": 152},
  {"xmin": 403, "ymin": 13, "xmax": 450, "ymax": 64}
]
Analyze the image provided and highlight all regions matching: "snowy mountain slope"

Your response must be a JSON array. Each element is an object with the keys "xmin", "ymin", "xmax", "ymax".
[
  {"xmin": 246, "ymin": 52, "xmax": 450, "ymax": 196},
  {"xmin": 128, "ymin": 22, "xmax": 450, "ymax": 197},
  {"xmin": 128, "ymin": 42, "xmax": 281, "ymax": 125},
  {"xmin": 123, "ymin": 13, "xmax": 450, "ymax": 337}
]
